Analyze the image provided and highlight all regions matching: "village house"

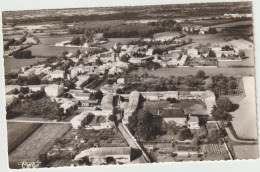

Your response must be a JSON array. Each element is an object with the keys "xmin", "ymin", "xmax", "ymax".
[
  {"xmin": 45, "ymin": 84, "xmax": 65, "ymax": 97},
  {"xmin": 74, "ymin": 92, "xmax": 91, "ymax": 101},
  {"xmin": 80, "ymin": 100, "xmax": 99, "ymax": 107},
  {"xmin": 187, "ymin": 115, "xmax": 200, "ymax": 129},
  {"xmin": 187, "ymin": 48, "xmax": 199, "ymax": 58},
  {"xmin": 50, "ymin": 70, "xmax": 65, "ymax": 79},
  {"xmin": 70, "ymin": 111, "xmax": 90, "ymax": 129},
  {"xmin": 160, "ymin": 108, "xmax": 187, "ymax": 126},
  {"xmin": 74, "ymin": 147, "xmax": 131, "ymax": 165},
  {"xmin": 101, "ymin": 93, "xmax": 114, "ymax": 112}
]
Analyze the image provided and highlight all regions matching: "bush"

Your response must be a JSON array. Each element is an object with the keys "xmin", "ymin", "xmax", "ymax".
[
  {"xmin": 178, "ymin": 128, "xmax": 193, "ymax": 141},
  {"xmin": 20, "ymin": 87, "xmax": 29, "ymax": 94}
]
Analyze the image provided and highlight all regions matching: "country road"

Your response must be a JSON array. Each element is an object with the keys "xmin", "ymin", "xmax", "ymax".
[
  {"xmin": 118, "ymin": 123, "xmax": 148, "ymax": 163},
  {"xmin": 7, "ymin": 119, "xmax": 71, "ymax": 125},
  {"xmin": 225, "ymin": 127, "xmax": 258, "ymax": 144}
]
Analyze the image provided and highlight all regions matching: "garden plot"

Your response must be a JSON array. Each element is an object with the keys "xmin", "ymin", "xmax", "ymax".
[
  {"xmin": 7, "ymin": 122, "xmax": 42, "ymax": 153},
  {"xmin": 9, "ymin": 124, "xmax": 71, "ymax": 168}
]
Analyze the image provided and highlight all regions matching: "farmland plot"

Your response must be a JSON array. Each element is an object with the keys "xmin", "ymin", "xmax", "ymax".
[
  {"xmin": 7, "ymin": 122, "xmax": 42, "ymax": 153},
  {"xmin": 9, "ymin": 124, "xmax": 71, "ymax": 169}
]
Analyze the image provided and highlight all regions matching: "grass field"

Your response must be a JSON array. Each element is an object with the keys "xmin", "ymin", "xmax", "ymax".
[
  {"xmin": 144, "ymin": 100, "xmax": 207, "ymax": 115},
  {"xmin": 4, "ymin": 56, "xmax": 46, "ymax": 73},
  {"xmin": 25, "ymin": 45, "xmax": 99, "ymax": 57},
  {"xmin": 211, "ymin": 20, "xmax": 252, "ymax": 28},
  {"xmin": 38, "ymin": 35, "xmax": 73, "ymax": 45},
  {"xmin": 143, "ymin": 101, "xmax": 171, "ymax": 115},
  {"xmin": 171, "ymin": 100, "xmax": 207, "ymax": 115},
  {"xmin": 153, "ymin": 32, "xmax": 180, "ymax": 38},
  {"xmin": 147, "ymin": 67, "xmax": 254, "ymax": 77},
  {"xmin": 7, "ymin": 122, "xmax": 42, "ymax": 153},
  {"xmin": 9, "ymin": 124, "xmax": 71, "ymax": 168},
  {"xmin": 102, "ymin": 38, "xmax": 139, "ymax": 49},
  {"xmin": 178, "ymin": 33, "xmax": 234, "ymax": 49},
  {"xmin": 233, "ymin": 145, "xmax": 258, "ymax": 159},
  {"xmin": 231, "ymin": 77, "xmax": 258, "ymax": 140}
]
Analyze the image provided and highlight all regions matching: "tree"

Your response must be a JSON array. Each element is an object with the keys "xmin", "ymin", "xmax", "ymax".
[
  {"xmin": 120, "ymin": 54, "xmax": 130, "ymax": 62},
  {"xmin": 76, "ymin": 49, "xmax": 81, "ymax": 58},
  {"xmin": 216, "ymin": 97, "xmax": 239, "ymax": 112},
  {"xmin": 211, "ymin": 105, "xmax": 232, "ymax": 121},
  {"xmin": 108, "ymin": 114, "xmax": 117, "ymax": 122},
  {"xmin": 62, "ymin": 51, "xmax": 68, "ymax": 58},
  {"xmin": 152, "ymin": 48, "xmax": 163, "ymax": 55},
  {"xmin": 128, "ymin": 109, "xmax": 159, "ymax": 141},
  {"xmin": 20, "ymin": 87, "xmax": 29, "ymax": 94},
  {"xmin": 26, "ymin": 75, "xmax": 41, "ymax": 85},
  {"xmin": 208, "ymin": 50, "xmax": 216, "ymax": 57},
  {"xmin": 196, "ymin": 70, "xmax": 206, "ymax": 79},
  {"xmin": 178, "ymin": 128, "xmax": 193, "ymax": 141},
  {"xmin": 188, "ymin": 38, "xmax": 193, "ymax": 43}
]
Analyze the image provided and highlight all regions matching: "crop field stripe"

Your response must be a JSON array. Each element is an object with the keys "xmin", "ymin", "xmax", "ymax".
[{"xmin": 7, "ymin": 123, "xmax": 42, "ymax": 154}]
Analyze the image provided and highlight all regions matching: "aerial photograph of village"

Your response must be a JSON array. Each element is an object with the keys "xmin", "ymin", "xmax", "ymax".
[{"xmin": 2, "ymin": 0, "xmax": 258, "ymax": 169}]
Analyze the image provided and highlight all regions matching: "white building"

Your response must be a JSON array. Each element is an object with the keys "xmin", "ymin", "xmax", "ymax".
[{"xmin": 44, "ymin": 84, "xmax": 64, "ymax": 97}]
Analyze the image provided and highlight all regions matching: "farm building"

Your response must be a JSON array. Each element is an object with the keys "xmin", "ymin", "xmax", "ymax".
[
  {"xmin": 160, "ymin": 108, "xmax": 187, "ymax": 126},
  {"xmin": 74, "ymin": 147, "xmax": 131, "ymax": 165},
  {"xmin": 124, "ymin": 91, "xmax": 141, "ymax": 123},
  {"xmin": 187, "ymin": 116, "xmax": 200, "ymax": 129},
  {"xmin": 74, "ymin": 92, "xmax": 91, "ymax": 101},
  {"xmin": 101, "ymin": 93, "xmax": 114, "ymax": 112},
  {"xmin": 50, "ymin": 70, "xmax": 65, "ymax": 79},
  {"xmin": 187, "ymin": 48, "xmax": 199, "ymax": 57},
  {"xmin": 201, "ymin": 90, "xmax": 216, "ymax": 116},
  {"xmin": 140, "ymin": 91, "xmax": 179, "ymax": 101},
  {"xmin": 80, "ymin": 100, "xmax": 99, "ymax": 107},
  {"xmin": 44, "ymin": 84, "xmax": 64, "ymax": 97},
  {"xmin": 70, "ymin": 111, "xmax": 90, "ymax": 129},
  {"xmin": 27, "ymin": 85, "xmax": 46, "ymax": 92}
]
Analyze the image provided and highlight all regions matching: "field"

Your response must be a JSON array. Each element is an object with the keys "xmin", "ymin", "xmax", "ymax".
[
  {"xmin": 171, "ymin": 100, "xmax": 207, "ymax": 115},
  {"xmin": 178, "ymin": 33, "xmax": 234, "ymax": 49},
  {"xmin": 143, "ymin": 100, "xmax": 207, "ymax": 115},
  {"xmin": 211, "ymin": 20, "xmax": 252, "ymax": 28},
  {"xmin": 233, "ymin": 145, "xmax": 259, "ymax": 159},
  {"xmin": 9, "ymin": 124, "xmax": 71, "ymax": 169},
  {"xmin": 25, "ymin": 45, "xmax": 99, "ymax": 57},
  {"xmin": 4, "ymin": 56, "xmax": 46, "ymax": 73},
  {"xmin": 202, "ymin": 144, "xmax": 230, "ymax": 160},
  {"xmin": 102, "ymin": 38, "xmax": 139, "ymax": 49},
  {"xmin": 147, "ymin": 67, "xmax": 254, "ymax": 77},
  {"xmin": 231, "ymin": 77, "xmax": 258, "ymax": 140},
  {"xmin": 143, "ymin": 101, "xmax": 170, "ymax": 115},
  {"xmin": 7, "ymin": 122, "xmax": 42, "ymax": 153},
  {"xmin": 153, "ymin": 31, "xmax": 180, "ymax": 38},
  {"xmin": 38, "ymin": 35, "xmax": 74, "ymax": 45}
]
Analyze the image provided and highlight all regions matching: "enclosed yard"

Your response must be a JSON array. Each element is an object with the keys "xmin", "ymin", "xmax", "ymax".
[
  {"xmin": 7, "ymin": 122, "xmax": 42, "ymax": 153},
  {"xmin": 25, "ymin": 45, "xmax": 99, "ymax": 57},
  {"xmin": 9, "ymin": 124, "xmax": 71, "ymax": 169}
]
